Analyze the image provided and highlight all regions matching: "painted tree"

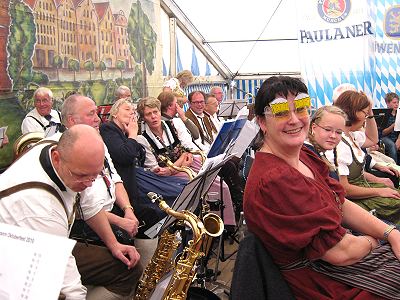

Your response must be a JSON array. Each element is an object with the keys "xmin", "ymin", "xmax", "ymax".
[
  {"xmin": 116, "ymin": 59, "xmax": 126, "ymax": 79},
  {"xmin": 99, "ymin": 60, "xmax": 107, "ymax": 80},
  {"xmin": 127, "ymin": 0, "xmax": 157, "ymax": 97},
  {"xmin": 84, "ymin": 59, "xmax": 95, "ymax": 80},
  {"xmin": 131, "ymin": 65, "xmax": 142, "ymax": 99},
  {"xmin": 68, "ymin": 58, "xmax": 80, "ymax": 82},
  {"xmin": 52, "ymin": 55, "xmax": 63, "ymax": 81},
  {"xmin": 7, "ymin": 0, "xmax": 36, "ymax": 90}
]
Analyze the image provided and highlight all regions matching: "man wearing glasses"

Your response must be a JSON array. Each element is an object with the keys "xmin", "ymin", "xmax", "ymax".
[
  {"xmin": 185, "ymin": 90, "xmax": 217, "ymax": 150},
  {"xmin": 0, "ymin": 125, "xmax": 141, "ymax": 299},
  {"xmin": 56, "ymin": 94, "xmax": 144, "ymax": 299},
  {"xmin": 21, "ymin": 87, "xmax": 62, "ymax": 136}
]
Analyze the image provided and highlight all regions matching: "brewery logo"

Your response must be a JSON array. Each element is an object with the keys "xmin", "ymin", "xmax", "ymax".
[
  {"xmin": 317, "ymin": 0, "xmax": 351, "ymax": 23},
  {"xmin": 384, "ymin": 5, "xmax": 400, "ymax": 40}
]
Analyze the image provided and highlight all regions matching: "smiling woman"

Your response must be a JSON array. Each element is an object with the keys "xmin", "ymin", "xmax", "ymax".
[{"xmin": 244, "ymin": 76, "xmax": 400, "ymax": 299}]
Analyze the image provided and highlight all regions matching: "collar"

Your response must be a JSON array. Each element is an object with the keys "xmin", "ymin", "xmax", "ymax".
[
  {"xmin": 161, "ymin": 112, "xmax": 173, "ymax": 120},
  {"xmin": 39, "ymin": 144, "xmax": 67, "ymax": 191},
  {"xmin": 144, "ymin": 120, "xmax": 175, "ymax": 149},
  {"xmin": 191, "ymin": 109, "xmax": 204, "ymax": 118}
]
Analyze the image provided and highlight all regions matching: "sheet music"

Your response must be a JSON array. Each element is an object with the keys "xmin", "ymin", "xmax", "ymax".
[
  {"xmin": 207, "ymin": 118, "xmax": 247, "ymax": 158},
  {"xmin": 228, "ymin": 120, "xmax": 259, "ymax": 158},
  {"xmin": 0, "ymin": 223, "xmax": 76, "ymax": 300}
]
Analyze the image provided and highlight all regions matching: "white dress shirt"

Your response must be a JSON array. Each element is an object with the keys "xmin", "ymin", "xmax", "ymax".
[
  {"xmin": 21, "ymin": 108, "xmax": 61, "ymax": 136},
  {"xmin": 0, "ymin": 143, "xmax": 86, "ymax": 299}
]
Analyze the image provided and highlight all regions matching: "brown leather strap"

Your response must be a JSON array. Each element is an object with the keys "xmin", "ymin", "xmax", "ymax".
[{"xmin": 0, "ymin": 181, "xmax": 68, "ymax": 220}]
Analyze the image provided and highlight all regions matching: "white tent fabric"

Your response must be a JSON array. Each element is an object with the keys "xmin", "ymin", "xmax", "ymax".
[{"xmin": 172, "ymin": 0, "xmax": 300, "ymax": 75}]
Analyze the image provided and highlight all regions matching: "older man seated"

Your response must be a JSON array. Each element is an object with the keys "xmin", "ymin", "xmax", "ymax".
[
  {"xmin": 21, "ymin": 87, "xmax": 62, "ymax": 136},
  {"xmin": 0, "ymin": 125, "xmax": 140, "ymax": 299}
]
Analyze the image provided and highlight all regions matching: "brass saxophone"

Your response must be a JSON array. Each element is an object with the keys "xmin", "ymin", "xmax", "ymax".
[
  {"xmin": 147, "ymin": 192, "xmax": 224, "ymax": 300},
  {"xmin": 134, "ymin": 224, "xmax": 182, "ymax": 300},
  {"xmin": 158, "ymin": 154, "xmax": 197, "ymax": 180}
]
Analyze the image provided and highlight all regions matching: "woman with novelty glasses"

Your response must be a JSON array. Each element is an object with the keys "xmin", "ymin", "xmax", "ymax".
[
  {"xmin": 328, "ymin": 90, "xmax": 400, "ymax": 225},
  {"xmin": 244, "ymin": 76, "xmax": 400, "ymax": 299}
]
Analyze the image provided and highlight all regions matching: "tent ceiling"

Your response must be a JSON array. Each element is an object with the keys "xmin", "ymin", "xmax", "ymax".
[{"xmin": 171, "ymin": 0, "xmax": 300, "ymax": 77}]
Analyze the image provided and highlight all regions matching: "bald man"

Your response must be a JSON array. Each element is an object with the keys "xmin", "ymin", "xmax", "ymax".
[
  {"xmin": 0, "ymin": 125, "xmax": 113, "ymax": 299},
  {"xmin": 51, "ymin": 95, "xmax": 143, "ymax": 299}
]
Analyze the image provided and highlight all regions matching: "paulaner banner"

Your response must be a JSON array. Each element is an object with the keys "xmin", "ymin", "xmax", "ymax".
[
  {"xmin": 370, "ymin": 0, "xmax": 400, "ymax": 107},
  {"xmin": 295, "ymin": 0, "xmax": 375, "ymax": 107}
]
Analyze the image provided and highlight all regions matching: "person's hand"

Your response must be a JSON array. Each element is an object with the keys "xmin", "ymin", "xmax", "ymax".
[
  {"xmin": 109, "ymin": 242, "xmax": 140, "ymax": 269},
  {"xmin": 373, "ymin": 175, "xmax": 394, "ymax": 188},
  {"xmin": 378, "ymin": 187, "xmax": 400, "ymax": 198},
  {"xmin": 375, "ymin": 164, "xmax": 400, "ymax": 178},
  {"xmin": 153, "ymin": 166, "xmax": 172, "ymax": 176},
  {"xmin": 176, "ymin": 103, "xmax": 186, "ymax": 118},
  {"xmin": 0, "ymin": 134, "xmax": 8, "ymax": 148},
  {"xmin": 181, "ymin": 152, "xmax": 193, "ymax": 167},
  {"xmin": 123, "ymin": 116, "xmax": 138, "ymax": 138},
  {"xmin": 388, "ymin": 229, "xmax": 400, "ymax": 260},
  {"xmin": 119, "ymin": 213, "xmax": 139, "ymax": 237},
  {"xmin": 396, "ymin": 138, "xmax": 400, "ymax": 151}
]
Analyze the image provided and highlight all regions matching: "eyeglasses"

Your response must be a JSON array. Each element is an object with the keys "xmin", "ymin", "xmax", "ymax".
[
  {"xmin": 64, "ymin": 162, "xmax": 98, "ymax": 183},
  {"xmin": 35, "ymin": 98, "xmax": 52, "ymax": 104},
  {"xmin": 264, "ymin": 94, "xmax": 311, "ymax": 120},
  {"xmin": 191, "ymin": 101, "xmax": 205, "ymax": 105},
  {"xmin": 314, "ymin": 123, "xmax": 344, "ymax": 136},
  {"xmin": 360, "ymin": 110, "xmax": 371, "ymax": 118}
]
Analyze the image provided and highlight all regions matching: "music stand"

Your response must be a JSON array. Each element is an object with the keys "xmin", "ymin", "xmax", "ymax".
[
  {"xmin": 372, "ymin": 108, "xmax": 390, "ymax": 130},
  {"xmin": 218, "ymin": 100, "xmax": 248, "ymax": 119},
  {"xmin": 207, "ymin": 118, "xmax": 247, "ymax": 159},
  {"xmin": 144, "ymin": 156, "xmax": 233, "ymax": 238}
]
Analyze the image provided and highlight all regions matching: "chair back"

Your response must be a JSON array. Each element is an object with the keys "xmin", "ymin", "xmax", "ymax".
[{"xmin": 230, "ymin": 232, "xmax": 295, "ymax": 300}]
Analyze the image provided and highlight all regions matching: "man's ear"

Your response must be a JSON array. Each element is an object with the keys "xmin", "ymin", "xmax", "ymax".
[{"xmin": 51, "ymin": 147, "xmax": 61, "ymax": 168}]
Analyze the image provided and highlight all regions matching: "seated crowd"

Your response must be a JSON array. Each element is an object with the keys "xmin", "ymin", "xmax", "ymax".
[
  {"xmin": 0, "ymin": 76, "xmax": 243, "ymax": 299},
  {"xmin": 3, "ymin": 73, "xmax": 400, "ymax": 299}
]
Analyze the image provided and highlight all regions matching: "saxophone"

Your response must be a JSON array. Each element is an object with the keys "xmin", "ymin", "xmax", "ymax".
[
  {"xmin": 154, "ymin": 192, "xmax": 223, "ymax": 300},
  {"xmin": 134, "ymin": 224, "xmax": 182, "ymax": 300},
  {"xmin": 158, "ymin": 154, "xmax": 197, "ymax": 180}
]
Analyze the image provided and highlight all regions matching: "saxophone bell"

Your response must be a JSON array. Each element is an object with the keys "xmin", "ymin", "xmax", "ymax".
[{"xmin": 202, "ymin": 213, "xmax": 224, "ymax": 237}]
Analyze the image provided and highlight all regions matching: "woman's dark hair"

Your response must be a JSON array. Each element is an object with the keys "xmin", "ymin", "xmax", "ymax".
[
  {"xmin": 254, "ymin": 76, "xmax": 308, "ymax": 117},
  {"xmin": 334, "ymin": 90, "xmax": 370, "ymax": 126}
]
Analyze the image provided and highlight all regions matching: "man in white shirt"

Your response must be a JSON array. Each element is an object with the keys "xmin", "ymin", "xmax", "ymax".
[
  {"xmin": 210, "ymin": 86, "xmax": 224, "ymax": 105},
  {"xmin": 185, "ymin": 91, "xmax": 244, "ymax": 220},
  {"xmin": 0, "ymin": 125, "xmax": 140, "ymax": 299},
  {"xmin": 58, "ymin": 94, "xmax": 144, "ymax": 298},
  {"xmin": 185, "ymin": 91, "xmax": 217, "ymax": 151},
  {"xmin": 21, "ymin": 87, "xmax": 62, "ymax": 136},
  {"xmin": 204, "ymin": 94, "xmax": 222, "ymax": 133},
  {"xmin": 158, "ymin": 91, "xmax": 200, "ymax": 146}
]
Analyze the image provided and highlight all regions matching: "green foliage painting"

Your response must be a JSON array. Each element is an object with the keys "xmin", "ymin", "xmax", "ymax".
[
  {"xmin": 0, "ymin": 0, "xmax": 161, "ymax": 169},
  {"xmin": 7, "ymin": 0, "xmax": 36, "ymax": 90},
  {"xmin": 127, "ymin": 0, "xmax": 157, "ymax": 97}
]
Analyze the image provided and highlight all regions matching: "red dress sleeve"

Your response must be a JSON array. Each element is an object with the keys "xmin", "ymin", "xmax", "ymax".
[{"xmin": 244, "ymin": 149, "xmax": 347, "ymax": 265}]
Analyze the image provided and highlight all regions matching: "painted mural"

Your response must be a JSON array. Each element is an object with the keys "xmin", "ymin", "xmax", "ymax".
[{"xmin": 0, "ymin": 0, "xmax": 163, "ymax": 168}]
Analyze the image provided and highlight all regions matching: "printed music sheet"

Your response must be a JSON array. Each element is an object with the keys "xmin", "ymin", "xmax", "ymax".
[{"xmin": 0, "ymin": 223, "xmax": 76, "ymax": 300}]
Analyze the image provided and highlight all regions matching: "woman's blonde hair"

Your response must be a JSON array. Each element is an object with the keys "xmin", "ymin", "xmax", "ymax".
[
  {"xmin": 108, "ymin": 97, "xmax": 133, "ymax": 121},
  {"xmin": 136, "ymin": 97, "xmax": 161, "ymax": 118},
  {"xmin": 308, "ymin": 105, "xmax": 348, "ymax": 171}
]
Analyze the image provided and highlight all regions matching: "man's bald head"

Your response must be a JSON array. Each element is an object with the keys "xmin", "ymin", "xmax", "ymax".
[
  {"xmin": 61, "ymin": 94, "xmax": 100, "ymax": 130},
  {"xmin": 54, "ymin": 124, "xmax": 104, "ymax": 192}
]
